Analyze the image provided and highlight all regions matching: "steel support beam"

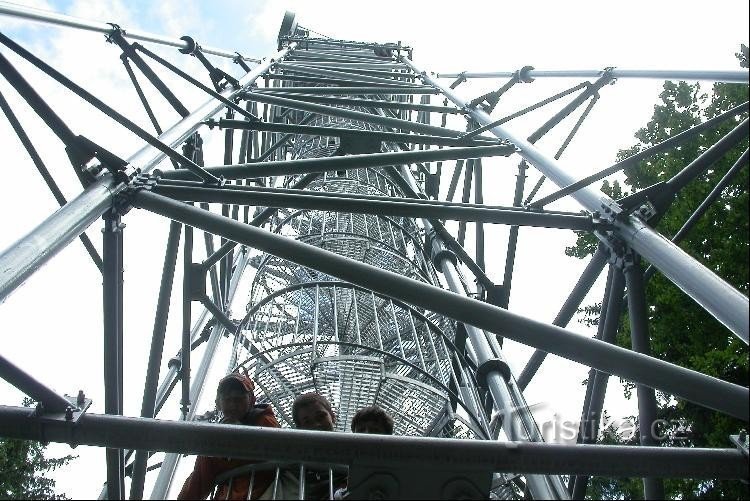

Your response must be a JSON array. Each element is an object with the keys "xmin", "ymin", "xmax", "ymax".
[
  {"xmin": 151, "ymin": 184, "xmax": 595, "ymax": 230},
  {"xmin": 252, "ymin": 86, "xmax": 438, "ymax": 95},
  {"xmin": 0, "ymin": 45, "xmax": 291, "ymax": 304},
  {"xmin": 0, "ymin": 354, "xmax": 73, "ymax": 413},
  {"xmin": 516, "ymin": 245, "xmax": 610, "ymax": 390},
  {"xmin": 530, "ymin": 101, "xmax": 749, "ymax": 208},
  {"xmin": 129, "ymin": 221, "xmax": 181, "ymax": 500},
  {"xmin": 132, "ymin": 191, "xmax": 749, "ymax": 420},
  {"xmin": 102, "ymin": 211, "xmax": 124, "ymax": 500},
  {"xmin": 149, "ymin": 250, "xmax": 249, "ymax": 499},
  {"xmin": 157, "ymin": 144, "xmax": 513, "ymax": 181},
  {"xmin": 404, "ymin": 56, "xmax": 750, "ymax": 344},
  {"xmin": 0, "ymin": 405, "xmax": 746, "ymax": 479},
  {"xmin": 0, "ymin": 2, "xmax": 261, "ymax": 62},
  {"xmin": 239, "ymin": 93, "xmax": 458, "ymax": 113},
  {"xmin": 214, "ymin": 119, "xmax": 491, "ymax": 146},
  {"xmin": 435, "ymin": 68, "xmax": 750, "ymax": 84},
  {"xmin": 624, "ymin": 254, "xmax": 666, "ymax": 500}
]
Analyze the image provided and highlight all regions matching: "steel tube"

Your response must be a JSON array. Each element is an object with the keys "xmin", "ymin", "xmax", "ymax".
[
  {"xmin": 405, "ymin": 56, "xmax": 750, "ymax": 346},
  {"xmin": 0, "ymin": 45, "xmax": 290, "ymax": 304},
  {"xmin": 435, "ymin": 68, "xmax": 749, "ymax": 84},
  {"xmin": 624, "ymin": 257, "xmax": 666, "ymax": 499},
  {"xmin": 530, "ymin": 101, "xmax": 749, "ymax": 208},
  {"xmin": 0, "ymin": 354, "xmax": 72, "ymax": 413},
  {"xmin": 132, "ymin": 191, "xmax": 749, "ymax": 420},
  {"xmin": 245, "ymin": 91, "xmax": 470, "ymax": 138},
  {"xmin": 276, "ymin": 62, "xmax": 423, "ymax": 87},
  {"xmin": 615, "ymin": 216, "xmax": 749, "ymax": 343},
  {"xmin": 0, "ymin": 2, "xmax": 261, "ymax": 62},
  {"xmin": 102, "ymin": 212, "xmax": 124, "ymax": 500},
  {"xmin": 517, "ymin": 245, "xmax": 610, "ymax": 390},
  {"xmin": 442, "ymin": 263, "xmax": 562, "ymax": 500},
  {"xmin": 158, "ymin": 145, "xmax": 513, "ymax": 181},
  {"xmin": 149, "ymin": 251, "xmax": 249, "ymax": 499},
  {"xmin": 129, "ymin": 221, "xmax": 181, "ymax": 500},
  {"xmin": 151, "ymin": 184, "xmax": 594, "ymax": 230},
  {"xmin": 0, "ymin": 405, "xmax": 745, "ymax": 479},
  {"xmin": 253, "ymin": 86, "xmax": 438, "ymax": 95},
  {"xmin": 572, "ymin": 266, "xmax": 626, "ymax": 499},
  {"xmin": 216, "ymin": 120, "xmax": 487, "ymax": 145},
  {"xmin": 242, "ymin": 93, "xmax": 458, "ymax": 113}
]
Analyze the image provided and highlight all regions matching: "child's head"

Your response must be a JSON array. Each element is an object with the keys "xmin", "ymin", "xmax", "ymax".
[
  {"xmin": 292, "ymin": 392, "xmax": 335, "ymax": 431},
  {"xmin": 350, "ymin": 406, "xmax": 394, "ymax": 435},
  {"xmin": 216, "ymin": 373, "xmax": 255, "ymax": 423}
]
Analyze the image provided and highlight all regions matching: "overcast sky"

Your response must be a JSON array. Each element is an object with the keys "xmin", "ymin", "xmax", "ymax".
[{"xmin": 0, "ymin": 0, "xmax": 748, "ymax": 498}]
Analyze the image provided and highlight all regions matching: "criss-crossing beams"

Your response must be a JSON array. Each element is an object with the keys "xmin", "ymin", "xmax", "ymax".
[{"xmin": 0, "ymin": 5, "xmax": 747, "ymax": 501}]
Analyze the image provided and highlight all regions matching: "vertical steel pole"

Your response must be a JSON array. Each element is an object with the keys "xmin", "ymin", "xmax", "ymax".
[
  {"xmin": 457, "ymin": 159, "xmax": 474, "ymax": 246},
  {"xmin": 572, "ymin": 264, "xmax": 625, "ymax": 499},
  {"xmin": 502, "ymin": 160, "xmax": 528, "ymax": 305},
  {"xmin": 149, "ymin": 250, "xmax": 249, "ymax": 499},
  {"xmin": 623, "ymin": 253, "xmax": 666, "ymax": 499},
  {"xmin": 102, "ymin": 211, "xmax": 124, "ymax": 500},
  {"xmin": 181, "ymin": 224, "xmax": 193, "ymax": 418},
  {"xmin": 474, "ymin": 158, "xmax": 485, "ymax": 273},
  {"xmin": 129, "ymin": 221, "xmax": 182, "ymax": 500},
  {"xmin": 397, "ymin": 165, "xmax": 567, "ymax": 500}
]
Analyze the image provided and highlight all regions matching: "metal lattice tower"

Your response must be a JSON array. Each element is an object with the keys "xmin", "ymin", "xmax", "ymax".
[{"xmin": 0, "ymin": 4, "xmax": 748, "ymax": 500}]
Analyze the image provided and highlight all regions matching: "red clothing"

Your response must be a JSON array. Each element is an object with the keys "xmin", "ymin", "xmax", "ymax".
[{"xmin": 177, "ymin": 406, "xmax": 280, "ymax": 500}]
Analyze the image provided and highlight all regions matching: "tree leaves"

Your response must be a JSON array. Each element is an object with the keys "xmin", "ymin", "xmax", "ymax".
[{"xmin": 571, "ymin": 49, "xmax": 749, "ymax": 499}]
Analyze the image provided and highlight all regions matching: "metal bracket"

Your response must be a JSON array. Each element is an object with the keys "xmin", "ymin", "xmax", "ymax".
[
  {"xmin": 730, "ymin": 432, "xmax": 749, "ymax": 458},
  {"xmin": 35, "ymin": 390, "xmax": 92, "ymax": 425},
  {"xmin": 114, "ymin": 172, "xmax": 156, "ymax": 215},
  {"xmin": 232, "ymin": 52, "xmax": 252, "ymax": 73},
  {"xmin": 449, "ymin": 71, "xmax": 467, "ymax": 89},
  {"xmin": 598, "ymin": 197, "xmax": 630, "ymax": 226},
  {"xmin": 517, "ymin": 65, "xmax": 535, "ymax": 83},
  {"xmin": 179, "ymin": 36, "xmax": 240, "ymax": 91}
]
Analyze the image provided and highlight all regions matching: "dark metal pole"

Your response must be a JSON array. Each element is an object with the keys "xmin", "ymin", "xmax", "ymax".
[
  {"xmin": 252, "ymin": 86, "xmax": 438, "ymax": 95},
  {"xmin": 128, "ymin": 221, "xmax": 181, "ymax": 500},
  {"xmin": 458, "ymin": 159, "xmax": 474, "ymax": 245},
  {"xmin": 572, "ymin": 264, "xmax": 626, "ymax": 499},
  {"xmin": 474, "ymin": 159, "xmax": 485, "ymax": 271},
  {"xmin": 644, "ymin": 148, "xmax": 749, "ymax": 283},
  {"xmin": 158, "ymin": 144, "xmax": 513, "ymax": 181},
  {"xmin": 131, "ymin": 191, "xmax": 749, "ymax": 420},
  {"xmin": 665, "ymin": 118, "xmax": 749, "ymax": 195},
  {"xmin": 624, "ymin": 253, "xmax": 666, "ymax": 500},
  {"xmin": 102, "ymin": 211, "xmax": 124, "ymax": 500},
  {"xmin": 150, "ymin": 184, "xmax": 595, "ymax": 230},
  {"xmin": 214, "ymin": 119, "xmax": 496, "ymax": 146},
  {"xmin": 0, "ymin": 354, "xmax": 73, "ymax": 413},
  {"xmin": 517, "ymin": 245, "xmax": 610, "ymax": 390},
  {"xmin": 529, "ymin": 101, "xmax": 748, "ymax": 208},
  {"xmin": 0, "ymin": 405, "xmax": 746, "ymax": 479},
  {"xmin": 181, "ymin": 223, "xmax": 193, "ymax": 419},
  {"xmin": 0, "ymin": 89, "xmax": 103, "ymax": 272},
  {"xmin": 501, "ymin": 160, "xmax": 528, "ymax": 305}
]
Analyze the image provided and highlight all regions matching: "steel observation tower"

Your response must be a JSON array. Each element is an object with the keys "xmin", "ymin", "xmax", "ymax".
[{"xmin": 0, "ymin": 5, "xmax": 748, "ymax": 500}]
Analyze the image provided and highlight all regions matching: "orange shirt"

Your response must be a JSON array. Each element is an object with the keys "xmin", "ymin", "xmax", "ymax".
[{"xmin": 177, "ymin": 406, "xmax": 280, "ymax": 500}]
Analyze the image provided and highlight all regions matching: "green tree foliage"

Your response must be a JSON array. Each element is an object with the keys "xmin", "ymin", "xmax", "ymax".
[
  {"xmin": 0, "ymin": 399, "xmax": 76, "ymax": 500},
  {"xmin": 567, "ymin": 48, "xmax": 749, "ymax": 499}
]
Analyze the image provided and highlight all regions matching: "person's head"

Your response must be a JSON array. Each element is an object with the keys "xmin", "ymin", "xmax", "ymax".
[
  {"xmin": 216, "ymin": 373, "xmax": 256, "ymax": 423},
  {"xmin": 350, "ymin": 406, "xmax": 394, "ymax": 435},
  {"xmin": 292, "ymin": 392, "xmax": 335, "ymax": 431}
]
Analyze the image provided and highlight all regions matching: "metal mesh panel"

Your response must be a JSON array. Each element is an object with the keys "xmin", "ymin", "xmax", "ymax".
[{"xmin": 233, "ymin": 96, "xmax": 488, "ymax": 443}]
